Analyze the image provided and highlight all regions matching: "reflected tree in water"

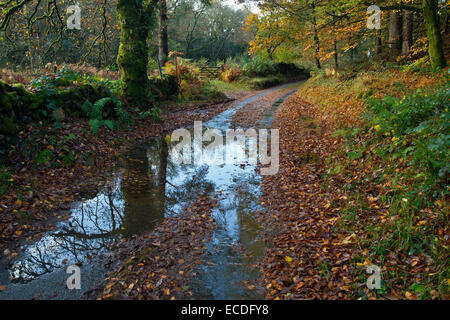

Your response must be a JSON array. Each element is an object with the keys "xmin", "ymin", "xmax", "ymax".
[{"xmin": 8, "ymin": 136, "xmax": 216, "ymax": 283}]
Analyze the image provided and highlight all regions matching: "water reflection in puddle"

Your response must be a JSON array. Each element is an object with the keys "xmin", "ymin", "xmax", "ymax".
[
  {"xmin": 7, "ymin": 137, "xmax": 216, "ymax": 284},
  {"xmin": 1, "ymin": 82, "xmax": 302, "ymax": 299}
]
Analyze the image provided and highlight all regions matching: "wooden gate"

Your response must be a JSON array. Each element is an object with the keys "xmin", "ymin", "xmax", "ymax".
[{"xmin": 199, "ymin": 65, "xmax": 222, "ymax": 78}]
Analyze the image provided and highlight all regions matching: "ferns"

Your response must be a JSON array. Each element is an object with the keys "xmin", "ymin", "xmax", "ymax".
[
  {"xmin": 81, "ymin": 100, "xmax": 93, "ymax": 118},
  {"xmin": 92, "ymin": 98, "xmax": 112, "ymax": 119},
  {"xmin": 82, "ymin": 97, "xmax": 126, "ymax": 133}
]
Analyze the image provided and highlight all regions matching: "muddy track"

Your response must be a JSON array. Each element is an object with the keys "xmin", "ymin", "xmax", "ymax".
[{"xmin": 0, "ymin": 82, "xmax": 303, "ymax": 300}]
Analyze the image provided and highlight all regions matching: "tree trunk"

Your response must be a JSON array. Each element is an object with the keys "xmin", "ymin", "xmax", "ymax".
[
  {"xmin": 157, "ymin": 136, "xmax": 168, "ymax": 212},
  {"xmin": 312, "ymin": 3, "xmax": 321, "ymax": 69},
  {"xmin": 333, "ymin": 39, "xmax": 338, "ymax": 68},
  {"xmin": 401, "ymin": 10, "xmax": 413, "ymax": 56},
  {"xmin": 158, "ymin": 0, "xmax": 169, "ymax": 67},
  {"xmin": 375, "ymin": 30, "xmax": 383, "ymax": 54},
  {"xmin": 314, "ymin": 36, "xmax": 321, "ymax": 68},
  {"xmin": 388, "ymin": 10, "xmax": 402, "ymax": 56},
  {"xmin": 158, "ymin": 136, "xmax": 168, "ymax": 194},
  {"xmin": 444, "ymin": 9, "xmax": 449, "ymax": 33},
  {"xmin": 423, "ymin": 0, "xmax": 447, "ymax": 68},
  {"xmin": 117, "ymin": 0, "xmax": 156, "ymax": 105}
]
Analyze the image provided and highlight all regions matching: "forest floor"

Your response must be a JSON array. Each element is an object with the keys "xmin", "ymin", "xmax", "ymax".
[
  {"xmin": 256, "ymin": 67, "xmax": 448, "ymax": 300},
  {"xmin": 0, "ymin": 82, "xmax": 304, "ymax": 299},
  {"xmin": 256, "ymin": 94, "xmax": 355, "ymax": 299},
  {"xmin": 0, "ymin": 68, "xmax": 448, "ymax": 300},
  {"xmin": 99, "ymin": 82, "xmax": 306, "ymax": 300},
  {"xmin": 0, "ymin": 94, "xmax": 242, "ymax": 259}
]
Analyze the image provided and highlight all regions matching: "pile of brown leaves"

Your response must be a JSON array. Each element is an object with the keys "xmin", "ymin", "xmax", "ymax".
[
  {"xmin": 101, "ymin": 196, "xmax": 218, "ymax": 300},
  {"xmin": 257, "ymin": 68, "xmax": 448, "ymax": 299},
  {"xmin": 257, "ymin": 94, "xmax": 356, "ymax": 299},
  {"xmin": 231, "ymin": 86, "xmax": 296, "ymax": 128}
]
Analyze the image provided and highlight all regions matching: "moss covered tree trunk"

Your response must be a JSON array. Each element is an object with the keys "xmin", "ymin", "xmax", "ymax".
[
  {"xmin": 117, "ymin": 0, "xmax": 157, "ymax": 105},
  {"xmin": 423, "ymin": 0, "xmax": 447, "ymax": 69}
]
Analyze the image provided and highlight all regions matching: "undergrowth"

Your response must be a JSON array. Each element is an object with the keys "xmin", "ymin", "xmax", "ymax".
[{"xmin": 300, "ymin": 65, "xmax": 449, "ymax": 299}]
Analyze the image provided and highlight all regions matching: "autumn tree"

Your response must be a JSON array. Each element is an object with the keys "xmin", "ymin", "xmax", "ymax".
[
  {"xmin": 247, "ymin": 0, "xmax": 368, "ymax": 67},
  {"xmin": 247, "ymin": 0, "xmax": 327, "ymax": 67},
  {"xmin": 376, "ymin": 0, "xmax": 446, "ymax": 68},
  {"xmin": 248, "ymin": 0, "xmax": 446, "ymax": 69}
]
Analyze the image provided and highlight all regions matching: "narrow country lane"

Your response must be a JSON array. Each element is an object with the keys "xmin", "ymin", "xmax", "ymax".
[{"xmin": 0, "ymin": 82, "xmax": 303, "ymax": 300}]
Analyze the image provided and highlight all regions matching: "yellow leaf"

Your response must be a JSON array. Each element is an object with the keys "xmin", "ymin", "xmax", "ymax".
[
  {"xmin": 105, "ymin": 282, "xmax": 114, "ymax": 289},
  {"xmin": 285, "ymin": 256, "xmax": 293, "ymax": 263},
  {"xmin": 341, "ymin": 233, "xmax": 356, "ymax": 244},
  {"xmin": 405, "ymin": 291, "xmax": 417, "ymax": 300}
]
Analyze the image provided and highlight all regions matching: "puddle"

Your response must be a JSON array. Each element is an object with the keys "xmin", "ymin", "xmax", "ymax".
[
  {"xmin": 206, "ymin": 82, "xmax": 302, "ymax": 130},
  {"xmin": 259, "ymin": 88, "xmax": 299, "ymax": 128},
  {"xmin": 0, "ymin": 82, "xmax": 303, "ymax": 299}
]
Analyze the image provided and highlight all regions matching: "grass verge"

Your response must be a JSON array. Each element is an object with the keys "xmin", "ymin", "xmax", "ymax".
[{"xmin": 297, "ymin": 66, "xmax": 449, "ymax": 299}]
